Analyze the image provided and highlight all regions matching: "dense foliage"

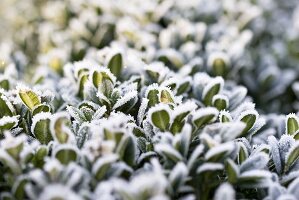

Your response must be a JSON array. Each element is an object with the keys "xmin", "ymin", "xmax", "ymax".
[{"xmin": 0, "ymin": 0, "xmax": 299, "ymax": 199}]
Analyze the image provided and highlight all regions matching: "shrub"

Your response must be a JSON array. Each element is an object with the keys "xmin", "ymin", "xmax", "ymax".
[{"xmin": 0, "ymin": 0, "xmax": 299, "ymax": 200}]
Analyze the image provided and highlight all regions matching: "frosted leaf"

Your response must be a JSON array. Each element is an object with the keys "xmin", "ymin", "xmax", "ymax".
[
  {"xmin": 52, "ymin": 144, "xmax": 79, "ymax": 165},
  {"xmin": 0, "ymin": 115, "xmax": 19, "ymax": 130},
  {"xmin": 156, "ymin": 48, "xmax": 184, "ymax": 69},
  {"xmin": 160, "ymin": 77, "xmax": 178, "ymax": 89},
  {"xmin": 278, "ymin": 134, "xmax": 295, "ymax": 164},
  {"xmin": 63, "ymin": 163, "xmax": 90, "ymax": 188},
  {"xmin": 267, "ymin": 183, "xmax": 286, "ymax": 200},
  {"xmin": 218, "ymin": 121, "xmax": 246, "ymax": 141},
  {"xmin": 74, "ymin": 60, "xmax": 98, "ymax": 78},
  {"xmin": 0, "ymin": 131, "xmax": 26, "ymax": 151},
  {"xmin": 50, "ymin": 112, "xmax": 75, "ymax": 143},
  {"xmin": 169, "ymin": 162, "xmax": 188, "ymax": 191},
  {"xmin": 155, "ymin": 143, "xmax": 183, "ymax": 162},
  {"xmin": 0, "ymin": 149, "xmax": 21, "ymax": 174},
  {"xmin": 249, "ymin": 117, "xmax": 266, "ymax": 136},
  {"xmin": 145, "ymin": 83, "xmax": 160, "ymax": 98},
  {"xmin": 238, "ymin": 170, "xmax": 272, "ymax": 188},
  {"xmin": 207, "ymin": 51, "xmax": 230, "ymax": 70},
  {"xmin": 96, "ymin": 91, "xmax": 110, "ymax": 104},
  {"xmin": 17, "ymin": 84, "xmax": 41, "ymax": 110},
  {"xmin": 285, "ymin": 141, "xmax": 299, "ymax": 172},
  {"xmin": 212, "ymin": 94, "xmax": 229, "ymax": 110},
  {"xmin": 202, "ymin": 76, "xmax": 224, "ymax": 106},
  {"xmin": 28, "ymin": 169, "xmax": 48, "ymax": 187},
  {"xmin": 148, "ymin": 104, "xmax": 171, "ymax": 131},
  {"xmin": 251, "ymin": 144, "xmax": 270, "ymax": 155},
  {"xmin": 287, "ymin": 177, "xmax": 299, "ymax": 197},
  {"xmin": 76, "ymin": 122, "xmax": 91, "ymax": 148},
  {"xmin": 200, "ymin": 132, "xmax": 220, "ymax": 149},
  {"xmin": 92, "ymin": 154, "xmax": 118, "ymax": 180},
  {"xmin": 171, "ymin": 101, "xmax": 197, "ymax": 123},
  {"xmin": 179, "ymin": 124, "xmax": 192, "ymax": 157},
  {"xmin": 205, "ymin": 142, "xmax": 235, "ymax": 162},
  {"xmin": 66, "ymin": 106, "xmax": 87, "ymax": 123},
  {"xmin": 285, "ymin": 113, "xmax": 299, "ymax": 135},
  {"xmin": 159, "ymin": 87, "xmax": 175, "ymax": 104},
  {"xmin": 92, "ymin": 106, "xmax": 107, "ymax": 121},
  {"xmin": 44, "ymin": 158, "xmax": 63, "ymax": 175},
  {"xmin": 31, "ymin": 112, "xmax": 52, "ymax": 144},
  {"xmin": 228, "ymin": 87, "xmax": 248, "ymax": 110},
  {"xmin": 237, "ymin": 141, "xmax": 250, "ymax": 164},
  {"xmin": 0, "ymin": 93, "xmax": 15, "ymax": 116},
  {"xmin": 197, "ymin": 163, "xmax": 224, "ymax": 174},
  {"xmin": 232, "ymin": 102, "xmax": 256, "ymax": 119},
  {"xmin": 239, "ymin": 152, "xmax": 269, "ymax": 173},
  {"xmin": 219, "ymin": 110, "xmax": 232, "ymax": 123},
  {"xmin": 38, "ymin": 184, "xmax": 83, "ymax": 200},
  {"xmin": 137, "ymin": 98, "xmax": 149, "ymax": 126},
  {"xmin": 129, "ymin": 171, "xmax": 168, "ymax": 197},
  {"xmin": 237, "ymin": 109, "xmax": 259, "ymax": 136},
  {"xmin": 187, "ymin": 144, "xmax": 204, "ymax": 170},
  {"xmin": 192, "ymin": 107, "xmax": 219, "ymax": 128},
  {"xmin": 276, "ymin": 194, "xmax": 297, "ymax": 200},
  {"xmin": 193, "ymin": 72, "xmax": 212, "ymax": 86},
  {"xmin": 112, "ymin": 90, "xmax": 138, "ymax": 110},
  {"xmin": 213, "ymin": 183, "xmax": 235, "ymax": 200},
  {"xmin": 145, "ymin": 62, "xmax": 170, "ymax": 83}
]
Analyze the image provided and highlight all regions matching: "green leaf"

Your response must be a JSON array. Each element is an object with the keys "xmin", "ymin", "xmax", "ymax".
[
  {"xmin": 160, "ymin": 89, "xmax": 174, "ymax": 103},
  {"xmin": 149, "ymin": 105, "xmax": 170, "ymax": 131},
  {"xmin": 155, "ymin": 144, "xmax": 183, "ymax": 162},
  {"xmin": 108, "ymin": 53, "xmax": 123, "ymax": 77},
  {"xmin": 92, "ymin": 71, "xmax": 114, "ymax": 97},
  {"xmin": 212, "ymin": 95, "xmax": 228, "ymax": 110},
  {"xmin": 146, "ymin": 70, "xmax": 160, "ymax": 82},
  {"xmin": 219, "ymin": 111, "xmax": 232, "ymax": 123},
  {"xmin": 238, "ymin": 110, "xmax": 258, "ymax": 137},
  {"xmin": 226, "ymin": 159, "xmax": 239, "ymax": 183},
  {"xmin": 0, "ymin": 116, "xmax": 19, "ymax": 132},
  {"xmin": 18, "ymin": 88, "xmax": 41, "ymax": 110},
  {"xmin": 33, "ymin": 145, "xmax": 48, "ymax": 167},
  {"xmin": 285, "ymin": 142, "xmax": 299, "ymax": 172},
  {"xmin": 286, "ymin": 114, "xmax": 299, "ymax": 135},
  {"xmin": 92, "ymin": 155, "xmax": 118, "ymax": 180},
  {"xmin": 51, "ymin": 112, "xmax": 73, "ymax": 144},
  {"xmin": 12, "ymin": 176, "xmax": 27, "ymax": 200},
  {"xmin": 54, "ymin": 146, "xmax": 78, "ymax": 165},
  {"xmin": 0, "ymin": 94, "xmax": 15, "ymax": 117},
  {"xmin": 192, "ymin": 107, "xmax": 218, "ymax": 129},
  {"xmin": 208, "ymin": 52, "xmax": 230, "ymax": 77},
  {"xmin": 0, "ymin": 79, "xmax": 9, "ymax": 90},
  {"xmin": 237, "ymin": 143, "xmax": 249, "ymax": 165},
  {"xmin": 147, "ymin": 87, "xmax": 159, "ymax": 107},
  {"xmin": 32, "ymin": 104, "xmax": 51, "ymax": 116},
  {"xmin": 78, "ymin": 72, "xmax": 89, "ymax": 98},
  {"xmin": 31, "ymin": 113, "xmax": 52, "ymax": 144},
  {"xmin": 205, "ymin": 142, "xmax": 235, "ymax": 162},
  {"xmin": 202, "ymin": 77, "xmax": 224, "ymax": 106},
  {"xmin": 6, "ymin": 141, "xmax": 23, "ymax": 160},
  {"xmin": 170, "ymin": 102, "xmax": 196, "ymax": 134},
  {"xmin": 237, "ymin": 170, "xmax": 271, "ymax": 188},
  {"xmin": 176, "ymin": 81, "xmax": 190, "ymax": 95},
  {"xmin": 116, "ymin": 135, "xmax": 135, "ymax": 166},
  {"xmin": 67, "ymin": 106, "xmax": 87, "ymax": 123},
  {"xmin": 212, "ymin": 58, "xmax": 227, "ymax": 76}
]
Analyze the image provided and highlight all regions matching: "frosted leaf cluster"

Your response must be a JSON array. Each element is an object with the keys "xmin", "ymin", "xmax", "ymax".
[{"xmin": 0, "ymin": 0, "xmax": 299, "ymax": 200}]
